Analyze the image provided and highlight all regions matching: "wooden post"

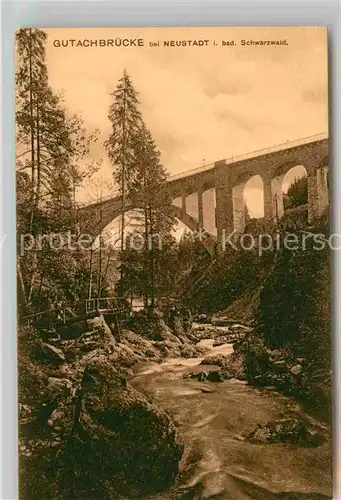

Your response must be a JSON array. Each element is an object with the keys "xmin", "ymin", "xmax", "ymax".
[
  {"xmin": 88, "ymin": 244, "xmax": 94, "ymax": 300},
  {"xmin": 114, "ymin": 313, "xmax": 121, "ymax": 343}
]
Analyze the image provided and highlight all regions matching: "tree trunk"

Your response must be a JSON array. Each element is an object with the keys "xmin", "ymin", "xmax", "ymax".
[
  {"xmin": 148, "ymin": 205, "xmax": 155, "ymax": 309},
  {"xmin": 119, "ymin": 72, "xmax": 128, "ymax": 298},
  {"xmin": 35, "ymin": 101, "xmax": 41, "ymax": 207},
  {"xmin": 17, "ymin": 260, "xmax": 29, "ymax": 313},
  {"xmin": 28, "ymin": 28, "xmax": 36, "ymax": 232},
  {"xmin": 102, "ymin": 246, "xmax": 113, "ymax": 289},
  {"xmin": 88, "ymin": 246, "xmax": 93, "ymax": 299}
]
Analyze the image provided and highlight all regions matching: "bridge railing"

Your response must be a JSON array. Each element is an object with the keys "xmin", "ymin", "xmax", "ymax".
[
  {"xmin": 20, "ymin": 297, "xmax": 128, "ymax": 326},
  {"xmin": 85, "ymin": 297, "xmax": 127, "ymax": 314},
  {"xmin": 75, "ymin": 132, "xmax": 328, "ymax": 208},
  {"xmin": 75, "ymin": 192, "xmax": 121, "ymax": 209},
  {"xmin": 167, "ymin": 132, "xmax": 328, "ymax": 182}
]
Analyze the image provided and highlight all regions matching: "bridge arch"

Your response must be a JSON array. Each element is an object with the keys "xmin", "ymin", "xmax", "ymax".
[
  {"xmin": 268, "ymin": 162, "xmax": 309, "ymax": 219},
  {"xmin": 173, "ymin": 188, "xmax": 217, "ymax": 236},
  {"xmin": 232, "ymin": 174, "xmax": 264, "ymax": 233},
  {"xmin": 201, "ymin": 187, "xmax": 216, "ymax": 236},
  {"xmin": 282, "ymin": 165, "xmax": 308, "ymax": 208},
  {"xmin": 83, "ymin": 201, "xmax": 216, "ymax": 255}
]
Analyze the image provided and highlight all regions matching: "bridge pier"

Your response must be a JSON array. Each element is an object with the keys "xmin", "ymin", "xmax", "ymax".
[
  {"xmin": 318, "ymin": 166, "xmax": 329, "ymax": 213},
  {"xmin": 215, "ymin": 160, "xmax": 234, "ymax": 247},
  {"xmin": 307, "ymin": 166, "xmax": 329, "ymax": 222},
  {"xmin": 263, "ymin": 174, "xmax": 284, "ymax": 221},
  {"xmin": 263, "ymin": 176, "xmax": 273, "ymax": 220},
  {"xmin": 271, "ymin": 175, "xmax": 285, "ymax": 220},
  {"xmin": 233, "ymin": 183, "xmax": 246, "ymax": 233},
  {"xmin": 197, "ymin": 189, "xmax": 204, "ymax": 229},
  {"xmin": 181, "ymin": 193, "xmax": 187, "ymax": 213}
]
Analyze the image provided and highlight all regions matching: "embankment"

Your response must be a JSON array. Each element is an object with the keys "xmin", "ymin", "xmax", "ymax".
[{"xmin": 19, "ymin": 312, "xmax": 206, "ymax": 500}]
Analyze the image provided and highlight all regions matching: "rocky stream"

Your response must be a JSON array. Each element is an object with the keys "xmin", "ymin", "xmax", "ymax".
[
  {"xmin": 133, "ymin": 336, "xmax": 332, "ymax": 499},
  {"xmin": 19, "ymin": 314, "xmax": 332, "ymax": 500}
]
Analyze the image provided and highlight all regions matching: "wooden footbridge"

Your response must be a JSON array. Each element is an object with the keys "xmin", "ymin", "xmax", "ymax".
[
  {"xmin": 84, "ymin": 297, "xmax": 127, "ymax": 316},
  {"xmin": 21, "ymin": 296, "xmax": 128, "ymax": 328}
]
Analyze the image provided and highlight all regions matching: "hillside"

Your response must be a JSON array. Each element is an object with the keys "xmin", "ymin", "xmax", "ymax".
[{"xmin": 180, "ymin": 209, "xmax": 331, "ymax": 420}]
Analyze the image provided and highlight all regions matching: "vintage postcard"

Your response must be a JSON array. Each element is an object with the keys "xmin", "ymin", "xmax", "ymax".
[{"xmin": 16, "ymin": 27, "xmax": 331, "ymax": 499}]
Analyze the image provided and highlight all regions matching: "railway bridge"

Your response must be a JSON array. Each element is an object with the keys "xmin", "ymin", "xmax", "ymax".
[{"xmin": 79, "ymin": 133, "xmax": 329, "ymax": 254}]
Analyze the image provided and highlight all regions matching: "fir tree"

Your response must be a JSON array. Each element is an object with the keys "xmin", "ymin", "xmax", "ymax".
[
  {"xmin": 119, "ymin": 123, "xmax": 175, "ymax": 307},
  {"xmin": 16, "ymin": 29, "xmax": 98, "ymax": 222},
  {"xmin": 105, "ymin": 72, "xmax": 175, "ymax": 306},
  {"xmin": 105, "ymin": 70, "xmax": 142, "ymax": 295},
  {"xmin": 16, "ymin": 29, "xmax": 99, "ymax": 313}
]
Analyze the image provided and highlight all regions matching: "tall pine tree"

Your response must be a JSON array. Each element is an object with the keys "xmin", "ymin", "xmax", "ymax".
[
  {"xmin": 105, "ymin": 70, "xmax": 142, "ymax": 296},
  {"xmin": 105, "ymin": 72, "xmax": 175, "ymax": 306},
  {"xmin": 16, "ymin": 29, "xmax": 99, "ymax": 313},
  {"xmin": 16, "ymin": 29, "xmax": 98, "ymax": 224}
]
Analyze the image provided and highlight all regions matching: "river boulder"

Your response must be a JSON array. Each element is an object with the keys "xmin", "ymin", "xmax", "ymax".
[
  {"xmin": 62, "ymin": 315, "xmax": 117, "ymax": 362},
  {"xmin": 271, "ymin": 359, "xmax": 287, "ymax": 372},
  {"xmin": 56, "ymin": 358, "xmax": 184, "ymax": 499},
  {"xmin": 290, "ymin": 364, "xmax": 303, "ymax": 376},
  {"xmin": 120, "ymin": 329, "xmax": 160, "ymax": 360},
  {"xmin": 200, "ymin": 353, "xmax": 230, "ymax": 367},
  {"xmin": 189, "ymin": 370, "xmax": 232, "ymax": 382},
  {"xmin": 38, "ymin": 342, "xmax": 66, "ymax": 364},
  {"xmin": 211, "ymin": 316, "xmax": 234, "ymax": 326},
  {"xmin": 247, "ymin": 417, "xmax": 326, "ymax": 447}
]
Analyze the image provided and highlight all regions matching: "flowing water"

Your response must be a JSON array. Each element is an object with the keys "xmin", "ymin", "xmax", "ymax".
[{"xmin": 132, "ymin": 340, "xmax": 332, "ymax": 500}]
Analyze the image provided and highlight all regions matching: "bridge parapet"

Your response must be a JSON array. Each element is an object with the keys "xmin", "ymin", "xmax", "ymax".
[
  {"xmin": 77, "ymin": 133, "xmax": 328, "ymax": 209},
  {"xmin": 168, "ymin": 132, "xmax": 328, "ymax": 182}
]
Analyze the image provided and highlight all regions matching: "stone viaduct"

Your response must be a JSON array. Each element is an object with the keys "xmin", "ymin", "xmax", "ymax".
[{"xmin": 79, "ymin": 133, "xmax": 328, "ymax": 254}]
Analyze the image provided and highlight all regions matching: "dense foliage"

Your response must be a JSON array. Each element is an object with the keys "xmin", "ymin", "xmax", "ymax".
[
  {"xmin": 257, "ymin": 214, "xmax": 330, "ymax": 363},
  {"xmin": 16, "ymin": 29, "xmax": 100, "ymax": 316},
  {"xmin": 284, "ymin": 176, "xmax": 308, "ymax": 210}
]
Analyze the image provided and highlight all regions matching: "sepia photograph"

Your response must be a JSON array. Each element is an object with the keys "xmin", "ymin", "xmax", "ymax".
[{"xmin": 16, "ymin": 27, "xmax": 331, "ymax": 499}]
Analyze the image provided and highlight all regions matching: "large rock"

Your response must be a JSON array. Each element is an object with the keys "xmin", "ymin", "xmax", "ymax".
[
  {"xmin": 267, "ymin": 348, "xmax": 282, "ymax": 360},
  {"xmin": 290, "ymin": 364, "xmax": 303, "ymax": 376},
  {"xmin": 153, "ymin": 339, "xmax": 181, "ymax": 358},
  {"xmin": 47, "ymin": 377, "xmax": 73, "ymax": 398},
  {"xmin": 149, "ymin": 317, "xmax": 183, "ymax": 344},
  {"xmin": 180, "ymin": 342, "xmax": 208, "ymax": 359},
  {"xmin": 110, "ymin": 342, "xmax": 144, "ymax": 370},
  {"xmin": 213, "ymin": 336, "xmax": 231, "ymax": 347},
  {"xmin": 39, "ymin": 343, "xmax": 66, "ymax": 364},
  {"xmin": 189, "ymin": 370, "xmax": 232, "ymax": 382},
  {"xmin": 86, "ymin": 315, "xmax": 116, "ymax": 346},
  {"xmin": 211, "ymin": 316, "xmax": 235, "ymax": 327},
  {"xmin": 224, "ymin": 349, "xmax": 246, "ymax": 380},
  {"xmin": 57, "ymin": 359, "xmax": 184, "ymax": 498},
  {"xmin": 271, "ymin": 360, "xmax": 287, "ymax": 372},
  {"xmin": 200, "ymin": 353, "xmax": 230, "ymax": 368},
  {"xmin": 64, "ymin": 315, "xmax": 116, "ymax": 362},
  {"xmin": 47, "ymin": 399, "xmax": 74, "ymax": 435},
  {"xmin": 247, "ymin": 418, "xmax": 326, "ymax": 447},
  {"xmin": 192, "ymin": 313, "xmax": 210, "ymax": 324},
  {"xmin": 244, "ymin": 336, "xmax": 270, "ymax": 380},
  {"xmin": 121, "ymin": 329, "xmax": 160, "ymax": 360},
  {"xmin": 160, "ymin": 328, "xmax": 182, "ymax": 345}
]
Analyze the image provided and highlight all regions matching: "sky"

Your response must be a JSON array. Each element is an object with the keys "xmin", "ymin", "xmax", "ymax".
[{"xmin": 44, "ymin": 27, "xmax": 328, "ymax": 234}]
